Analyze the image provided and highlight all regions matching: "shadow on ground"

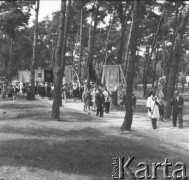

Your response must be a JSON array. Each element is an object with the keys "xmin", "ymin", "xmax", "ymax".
[{"xmin": 0, "ymin": 125, "xmax": 189, "ymax": 180}]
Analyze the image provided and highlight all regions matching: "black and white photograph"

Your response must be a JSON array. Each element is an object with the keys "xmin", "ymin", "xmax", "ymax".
[{"xmin": 0, "ymin": 0, "xmax": 189, "ymax": 179}]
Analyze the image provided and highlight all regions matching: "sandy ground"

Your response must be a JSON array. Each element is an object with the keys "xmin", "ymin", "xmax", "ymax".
[{"xmin": 0, "ymin": 93, "xmax": 189, "ymax": 180}]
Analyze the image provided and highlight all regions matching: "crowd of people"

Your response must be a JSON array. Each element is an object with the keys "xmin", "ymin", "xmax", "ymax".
[
  {"xmin": 0, "ymin": 79, "xmax": 137, "ymax": 118},
  {"xmin": 82, "ymin": 84, "xmax": 109, "ymax": 117},
  {"xmin": 0, "ymin": 80, "xmax": 185, "ymax": 128},
  {"xmin": 0, "ymin": 80, "xmax": 81, "ymax": 101},
  {"xmin": 0, "ymin": 81, "xmax": 20, "ymax": 100},
  {"xmin": 81, "ymin": 83, "xmax": 137, "ymax": 118},
  {"xmin": 0, "ymin": 81, "xmax": 54, "ymax": 100}
]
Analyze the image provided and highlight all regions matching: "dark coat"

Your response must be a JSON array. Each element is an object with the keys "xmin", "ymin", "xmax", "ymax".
[
  {"xmin": 95, "ymin": 93, "xmax": 105, "ymax": 107},
  {"xmin": 40, "ymin": 86, "xmax": 46, "ymax": 97},
  {"xmin": 170, "ymin": 96, "xmax": 184, "ymax": 113},
  {"xmin": 158, "ymin": 103, "xmax": 164, "ymax": 115}
]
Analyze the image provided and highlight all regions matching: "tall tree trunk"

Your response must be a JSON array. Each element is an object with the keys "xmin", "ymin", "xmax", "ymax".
[
  {"xmin": 30, "ymin": 0, "xmax": 40, "ymax": 100},
  {"xmin": 71, "ymin": 33, "xmax": 75, "ymax": 65},
  {"xmin": 59, "ymin": 0, "xmax": 71, "ymax": 107},
  {"xmin": 143, "ymin": 44, "xmax": 150, "ymax": 97},
  {"xmin": 161, "ymin": 36, "xmax": 166, "ymax": 71},
  {"xmin": 164, "ymin": 3, "xmax": 179, "ymax": 99},
  {"xmin": 121, "ymin": 4, "xmax": 133, "ymax": 73},
  {"xmin": 78, "ymin": 7, "xmax": 83, "ymax": 82},
  {"xmin": 51, "ymin": 0, "xmax": 66, "ymax": 121},
  {"xmin": 142, "ymin": 8, "xmax": 166, "ymax": 97},
  {"xmin": 123, "ymin": 23, "xmax": 132, "ymax": 76},
  {"xmin": 166, "ymin": 5, "xmax": 189, "ymax": 118},
  {"xmin": 116, "ymin": 1, "xmax": 131, "ymax": 65},
  {"xmin": 120, "ymin": 0, "xmax": 140, "ymax": 131},
  {"xmin": 87, "ymin": 0, "xmax": 99, "ymax": 88},
  {"xmin": 50, "ymin": 35, "xmax": 56, "ymax": 69},
  {"xmin": 103, "ymin": 10, "xmax": 115, "ymax": 65},
  {"xmin": 149, "ymin": 8, "xmax": 166, "ymax": 65},
  {"xmin": 152, "ymin": 49, "xmax": 159, "ymax": 88},
  {"xmin": 8, "ymin": 37, "xmax": 14, "ymax": 80},
  {"xmin": 84, "ymin": 13, "xmax": 93, "ymax": 80}
]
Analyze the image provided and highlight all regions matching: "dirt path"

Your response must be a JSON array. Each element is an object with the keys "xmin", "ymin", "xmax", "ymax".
[{"xmin": 0, "ymin": 94, "xmax": 189, "ymax": 180}]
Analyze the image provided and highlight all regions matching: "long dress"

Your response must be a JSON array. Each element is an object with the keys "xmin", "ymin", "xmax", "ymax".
[{"xmin": 146, "ymin": 95, "xmax": 160, "ymax": 119}]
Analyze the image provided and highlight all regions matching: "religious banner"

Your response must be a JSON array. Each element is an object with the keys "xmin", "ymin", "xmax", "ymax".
[
  {"xmin": 63, "ymin": 65, "xmax": 73, "ymax": 83},
  {"xmin": 44, "ymin": 69, "xmax": 53, "ymax": 83},
  {"xmin": 18, "ymin": 70, "xmax": 31, "ymax": 83},
  {"xmin": 102, "ymin": 65, "xmax": 120, "ymax": 91},
  {"xmin": 35, "ymin": 68, "xmax": 44, "ymax": 83}
]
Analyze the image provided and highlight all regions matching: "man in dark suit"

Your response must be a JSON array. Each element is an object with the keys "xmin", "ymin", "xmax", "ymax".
[
  {"xmin": 170, "ymin": 91, "xmax": 184, "ymax": 128},
  {"xmin": 95, "ymin": 88, "xmax": 105, "ymax": 117}
]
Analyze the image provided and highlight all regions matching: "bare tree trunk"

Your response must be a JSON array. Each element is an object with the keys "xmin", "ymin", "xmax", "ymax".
[
  {"xmin": 78, "ymin": 7, "xmax": 83, "ymax": 82},
  {"xmin": 51, "ymin": 0, "xmax": 66, "ymax": 121},
  {"xmin": 164, "ymin": 3, "xmax": 179, "ymax": 99},
  {"xmin": 50, "ymin": 36, "xmax": 56, "ymax": 69},
  {"xmin": 60, "ymin": 0, "xmax": 71, "ymax": 107},
  {"xmin": 152, "ymin": 49, "xmax": 159, "ymax": 88},
  {"xmin": 8, "ymin": 37, "xmax": 14, "ymax": 80},
  {"xmin": 161, "ymin": 36, "xmax": 166, "ymax": 70},
  {"xmin": 143, "ymin": 44, "xmax": 149, "ymax": 97},
  {"xmin": 87, "ymin": 0, "xmax": 99, "ymax": 88},
  {"xmin": 84, "ymin": 13, "xmax": 93, "ymax": 80},
  {"xmin": 103, "ymin": 10, "xmax": 115, "ymax": 65},
  {"xmin": 142, "ymin": 8, "xmax": 166, "ymax": 97},
  {"xmin": 166, "ymin": 5, "xmax": 189, "ymax": 118},
  {"xmin": 149, "ymin": 8, "xmax": 166, "ymax": 65},
  {"xmin": 30, "ymin": 0, "xmax": 40, "ymax": 100},
  {"xmin": 123, "ymin": 23, "xmax": 132, "ymax": 76},
  {"xmin": 116, "ymin": 2, "xmax": 132, "ymax": 65},
  {"xmin": 120, "ymin": 0, "xmax": 140, "ymax": 131}
]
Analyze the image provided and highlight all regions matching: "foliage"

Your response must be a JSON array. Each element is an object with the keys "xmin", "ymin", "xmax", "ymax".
[{"xmin": 0, "ymin": 0, "xmax": 189, "ymax": 82}]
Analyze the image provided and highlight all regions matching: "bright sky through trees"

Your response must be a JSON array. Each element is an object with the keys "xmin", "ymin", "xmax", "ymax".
[{"xmin": 29, "ymin": 0, "xmax": 61, "ymax": 26}]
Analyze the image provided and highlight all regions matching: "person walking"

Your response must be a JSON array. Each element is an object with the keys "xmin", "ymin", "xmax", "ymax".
[
  {"xmin": 170, "ymin": 91, "xmax": 184, "ymax": 128},
  {"xmin": 103, "ymin": 87, "xmax": 110, "ymax": 113},
  {"xmin": 91, "ymin": 86, "xmax": 97, "ymax": 111},
  {"xmin": 82, "ymin": 85, "xmax": 91, "ymax": 114},
  {"xmin": 95, "ymin": 88, "xmax": 105, "ymax": 117},
  {"xmin": 40, "ymin": 83, "xmax": 46, "ymax": 99},
  {"xmin": 158, "ymin": 100, "xmax": 165, "ymax": 122},
  {"xmin": 146, "ymin": 91, "xmax": 160, "ymax": 129}
]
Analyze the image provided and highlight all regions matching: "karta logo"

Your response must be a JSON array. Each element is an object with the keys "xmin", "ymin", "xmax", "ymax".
[{"xmin": 112, "ymin": 157, "xmax": 188, "ymax": 179}]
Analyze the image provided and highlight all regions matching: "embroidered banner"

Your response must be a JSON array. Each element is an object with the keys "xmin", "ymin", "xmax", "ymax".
[
  {"xmin": 63, "ymin": 65, "xmax": 73, "ymax": 83},
  {"xmin": 18, "ymin": 70, "xmax": 31, "ymax": 83},
  {"xmin": 102, "ymin": 65, "xmax": 120, "ymax": 91}
]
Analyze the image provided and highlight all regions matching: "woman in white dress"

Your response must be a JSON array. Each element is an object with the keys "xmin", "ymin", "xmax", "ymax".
[{"xmin": 146, "ymin": 91, "xmax": 160, "ymax": 129}]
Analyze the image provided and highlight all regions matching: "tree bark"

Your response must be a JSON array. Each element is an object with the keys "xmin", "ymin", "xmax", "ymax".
[
  {"xmin": 59, "ymin": 0, "xmax": 71, "ymax": 107},
  {"xmin": 164, "ymin": 3, "xmax": 179, "ymax": 99},
  {"xmin": 142, "ymin": 8, "xmax": 166, "ymax": 97},
  {"xmin": 116, "ymin": 1, "xmax": 130, "ymax": 65},
  {"xmin": 8, "ymin": 37, "xmax": 14, "ymax": 80},
  {"xmin": 87, "ymin": 0, "xmax": 99, "ymax": 88},
  {"xmin": 50, "ymin": 35, "xmax": 56, "ymax": 68},
  {"xmin": 51, "ymin": 0, "xmax": 66, "ymax": 121},
  {"xmin": 123, "ymin": 23, "xmax": 132, "ymax": 76},
  {"xmin": 149, "ymin": 8, "xmax": 166, "ymax": 66},
  {"xmin": 120, "ymin": 0, "xmax": 140, "ymax": 131},
  {"xmin": 143, "ymin": 44, "xmax": 150, "ymax": 97},
  {"xmin": 103, "ymin": 10, "xmax": 115, "ymax": 65},
  {"xmin": 166, "ymin": 5, "xmax": 189, "ymax": 118},
  {"xmin": 152, "ymin": 49, "xmax": 159, "ymax": 88},
  {"xmin": 78, "ymin": 7, "xmax": 83, "ymax": 82},
  {"xmin": 30, "ymin": 0, "xmax": 40, "ymax": 100},
  {"xmin": 122, "ymin": 4, "xmax": 133, "ymax": 74}
]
